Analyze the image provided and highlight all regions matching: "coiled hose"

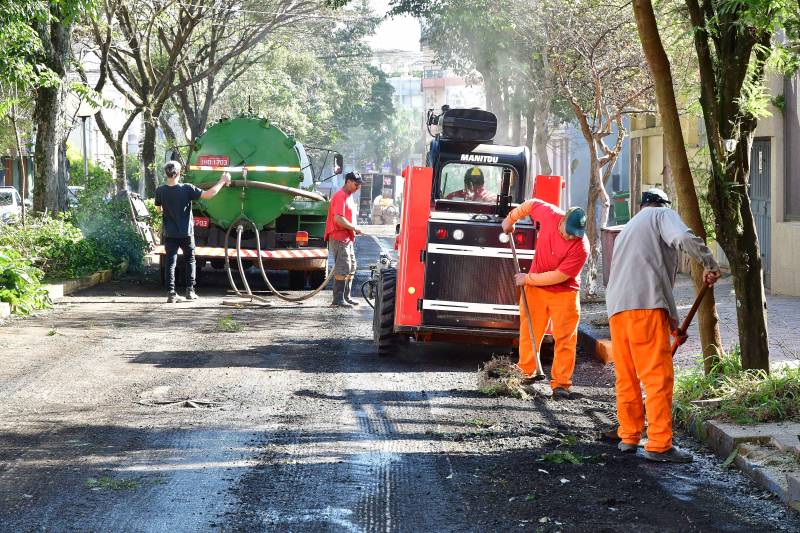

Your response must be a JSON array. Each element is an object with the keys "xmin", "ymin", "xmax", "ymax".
[{"xmin": 224, "ymin": 217, "xmax": 334, "ymax": 303}]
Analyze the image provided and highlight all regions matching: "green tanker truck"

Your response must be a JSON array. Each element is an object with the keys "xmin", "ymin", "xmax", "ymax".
[{"xmin": 155, "ymin": 115, "xmax": 341, "ymax": 290}]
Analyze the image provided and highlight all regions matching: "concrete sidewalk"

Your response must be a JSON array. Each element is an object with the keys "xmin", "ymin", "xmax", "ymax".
[{"xmin": 579, "ymin": 273, "xmax": 800, "ymax": 368}]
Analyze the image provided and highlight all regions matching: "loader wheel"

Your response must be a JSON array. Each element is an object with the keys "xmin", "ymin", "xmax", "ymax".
[{"xmin": 373, "ymin": 268, "xmax": 403, "ymax": 356}]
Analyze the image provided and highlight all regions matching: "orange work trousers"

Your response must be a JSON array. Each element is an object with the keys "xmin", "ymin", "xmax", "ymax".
[
  {"xmin": 609, "ymin": 309, "xmax": 674, "ymax": 453},
  {"xmin": 518, "ymin": 285, "xmax": 580, "ymax": 390}
]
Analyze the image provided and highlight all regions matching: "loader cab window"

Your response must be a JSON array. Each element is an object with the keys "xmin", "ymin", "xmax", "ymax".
[{"xmin": 438, "ymin": 163, "xmax": 518, "ymax": 204}]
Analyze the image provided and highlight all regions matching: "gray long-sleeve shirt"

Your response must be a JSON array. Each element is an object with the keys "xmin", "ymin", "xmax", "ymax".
[{"xmin": 606, "ymin": 206, "xmax": 719, "ymax": 322}]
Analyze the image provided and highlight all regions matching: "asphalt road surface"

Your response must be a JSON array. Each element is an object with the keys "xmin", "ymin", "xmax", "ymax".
[{"xmin": 1, "ymin": 229, "xmax": 798, "ymax": 532}]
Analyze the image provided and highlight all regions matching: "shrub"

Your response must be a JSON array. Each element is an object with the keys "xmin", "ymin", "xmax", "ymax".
[
  {"xmin": 0, "ymin": 247, "xmax": 50, "ymax": 315},
  {"xmin": 143, "ymin": 198, "xmax": 162, "ymax": 242},
  {"xmin": 0, "ymin": 202, "xmax": 147, "ymax": 281},
  {"xmin": 674, "ymin": 347, "xmax": 800, "ymax": 426},
  {"xmin": 72, "ymin": 193, "xmax": 147, "ymax": 274}
]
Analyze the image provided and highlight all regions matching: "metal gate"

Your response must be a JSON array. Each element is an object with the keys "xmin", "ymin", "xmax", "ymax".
[{"xmin": 750, "ymin": 138, "xmax": 771, "ymax": 288}]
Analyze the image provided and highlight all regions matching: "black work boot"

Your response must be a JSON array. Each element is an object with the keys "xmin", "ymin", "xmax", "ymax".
[
  {"xmin": 331, "ymin": 279, "xmax": 353, "ymax": 308},
  {"xmin": 343, "ymin": 277, "xmax": 360, "ymax": 306}
]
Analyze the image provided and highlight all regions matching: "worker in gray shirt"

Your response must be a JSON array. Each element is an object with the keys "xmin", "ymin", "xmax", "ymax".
[{"xmin": 606, "ymin": 188, "xmax": 721, "ymax": 463}]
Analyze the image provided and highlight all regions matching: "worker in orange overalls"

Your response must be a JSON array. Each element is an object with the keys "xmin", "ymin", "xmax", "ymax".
[
  {"xmin": 502, "ymin": 199, "xmax": 589, "ymax": 399},
  {"xmin": 606, "ymin": 188, "xmax": 720, "ymax": 463}
]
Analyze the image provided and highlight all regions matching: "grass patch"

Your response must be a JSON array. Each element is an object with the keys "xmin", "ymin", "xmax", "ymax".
[
  {"xmin": 216, "ymin": 315, "xmax": 242, "ymax": 333},
  {"xmin": 674, "ymin": 347, "xmax": 800, "ymax": 426},
  {"xmin": 86, "ymin": 476, "xmax": 139, "ymax": 491},
  {"xmin": 47, "ymin": 329, "xmax": 57, "ymax": 336},
  {"xmin": 466, "ymin": 418, "xmax": 493, "ymax": 428},
  {"xmin": 539, "ymin": 450, "xmax": 583, "ymax": 465}
]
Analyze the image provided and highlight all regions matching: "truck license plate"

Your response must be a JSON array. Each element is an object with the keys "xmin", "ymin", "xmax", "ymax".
[{"xmin": 194, "ymin": 216, "xmax": 209, "ymax": 228}]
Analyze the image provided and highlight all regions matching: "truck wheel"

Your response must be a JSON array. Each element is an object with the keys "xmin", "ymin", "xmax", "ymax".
[
  {"xmin": 288, "ymin": 270, "xmax": 306, "ymax": 290},
  {"xmin": 308, "ymin": 269, "xmax": 327, "ymax": 289},
  {"xmin": 373, "ymin": 268, "xmax": 402, "ymax": 356}
]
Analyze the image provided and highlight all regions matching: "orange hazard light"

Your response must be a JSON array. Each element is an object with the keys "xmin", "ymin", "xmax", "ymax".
[{"xmin": 295, "ymin": 231, "xmax": 309, "ymax": 246}]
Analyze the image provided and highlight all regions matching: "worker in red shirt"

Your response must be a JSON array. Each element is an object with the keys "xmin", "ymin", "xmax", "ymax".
[
  {"xmin": 324, "ymin": 171, "xmax": 364, "ymax": 307},
  {"xmin": 502, "ymin": 200, "xmax": 589, "ymax": 398}
]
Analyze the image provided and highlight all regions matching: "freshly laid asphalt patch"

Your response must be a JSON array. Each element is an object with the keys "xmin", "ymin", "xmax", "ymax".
[{"xmin": 0, "ymin": 238, "xmax": 798, "ymax": 532}]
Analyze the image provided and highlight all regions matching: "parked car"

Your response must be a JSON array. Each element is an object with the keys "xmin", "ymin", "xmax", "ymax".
[{"xmin": 0, "ymin": 186, "xmax": 23, "ymax": 223}]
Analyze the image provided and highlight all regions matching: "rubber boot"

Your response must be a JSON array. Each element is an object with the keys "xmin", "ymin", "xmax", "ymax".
[
  {"xmin": 343, "ymin": 277, "xmax": 360, "ymax": 306},
  {"xmin": 331, "ymin": 279, "xmax": 353, "ymax": 308}
]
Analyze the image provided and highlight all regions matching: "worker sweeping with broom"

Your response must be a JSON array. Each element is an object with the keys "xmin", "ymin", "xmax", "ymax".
[
  {"xmin": 606, "ymin": 188, "xmax": 721, "ymax": 463},
  {"xmin": 502, "ymin": 199, "xmax": 589, "ymax": 399}
]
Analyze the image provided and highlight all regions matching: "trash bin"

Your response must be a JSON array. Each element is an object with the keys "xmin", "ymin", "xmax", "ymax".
[
  {"xmin": 601, "ymin": 225, "xmax": 625, "ymax": 287},
  {"xmin": 612, "ymin": 191, "xmax": 630, "ymax": 224}
]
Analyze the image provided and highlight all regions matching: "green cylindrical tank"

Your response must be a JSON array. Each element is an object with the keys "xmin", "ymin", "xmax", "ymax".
[{"xmin": 186, "ymin": 116, "xmax": 303, "ymax": 229}]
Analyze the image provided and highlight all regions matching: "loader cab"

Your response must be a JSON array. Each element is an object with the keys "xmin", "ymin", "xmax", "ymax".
[
  {"xmin": 428, "ymin": 139, "xmax": 528, "ymax": 217},
  {"xmin": 372, "ymin": 106, "xmax": 539, "ymax": 356}
]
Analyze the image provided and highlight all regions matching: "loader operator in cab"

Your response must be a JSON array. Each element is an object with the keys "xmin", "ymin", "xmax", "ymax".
[
  {"xmin": 325, "ymin": 171, "xmax": 364, "ymax": 308},
  {"xmin": 502, "ymin": 200, "xmax": 589, "ymax": 399},
  {"xmin": 446, "ymin": 166, "xmax": 496, "ymax": 202},
  {"xmin": 606, "ymin": 187, "xmax": 721, "ymax": 463},
  {"xmin": 155, "ymin": 161, "xmax": 230, "ymax": 303}
]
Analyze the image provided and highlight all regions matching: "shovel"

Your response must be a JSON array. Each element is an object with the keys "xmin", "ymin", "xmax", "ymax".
[
  {"xmin": 509, "ymin": 232, "xmax": 546, "ymax": 381},
  {"xmin": 671, "ymin": 284, "xmax": 710, "ymax": 357}
]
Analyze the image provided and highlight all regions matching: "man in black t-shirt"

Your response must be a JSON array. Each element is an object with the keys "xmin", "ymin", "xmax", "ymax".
[{"xmin": 155, "ymin": 161, "xmax": 230, "ymax": 302}]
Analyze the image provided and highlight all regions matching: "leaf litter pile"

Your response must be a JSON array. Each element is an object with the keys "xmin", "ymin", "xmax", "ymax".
[{"xmin": 477, "ymin": 355, "xmax": 548, "ymax": 400}]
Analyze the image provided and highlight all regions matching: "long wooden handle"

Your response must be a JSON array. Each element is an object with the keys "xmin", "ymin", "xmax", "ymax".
[
  {"xmin": 510, "ymin": 233, "xmax": 545, "ymax": 379},
  {"xmin": 679, "ymin": 284, "xmax": 710, "ymax": 334},
  {"xmin": 671, "ymin": 284, "xmax": 710, "ymax": 357}
]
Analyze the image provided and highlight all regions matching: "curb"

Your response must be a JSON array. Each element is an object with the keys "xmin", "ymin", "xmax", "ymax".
[
  {"xmin": 686, "ymin": 417, "xmax": 800, "ymax": 512},
  {"xmin": 578, "ymin": 324, "xmax": 613, "ymax": 364},
  {"xmin": 43, "ymin": 260, "xmax": 129, "ymax": 302}
]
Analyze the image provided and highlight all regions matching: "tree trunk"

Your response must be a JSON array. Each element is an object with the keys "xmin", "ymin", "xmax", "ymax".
[
  {"xmin": 524, "ymin": 110, "xmax": 536, "ymax": 192},
  {"xmin": 511, "ymin": 111, "xmax": 522, "ymax": 146},
  {"xmin": 57, "ymin": 141, "xmax": 68, "ymax": 211},
  {"xmin": 532, "ymin": 101, "xmax": 553, "ymax": 176},
  {"xmin": 630, "ymin": 137, "xmax": 642, "ymax": 217},
  {"xmin": 686, "ymin": 0, "xmax": 770, "ymax": 371},
  {"xmin": 33, "ymin": 87, "xmax": 62, "ymax": 213},
  {"xmin": 483, "ymin": 73, "xmax": 507, "ymax": 144},
  {"xmin": 583, "ymin": 151, "xmax": 607, "ymax": 296},
  {"xmin": 160, "ymin": 116, "xmax": 179, "ymax": 150},
  {"xmin": 633, "ymin": 0, "xmax": 722, "ymax": 372},
  {"xmin": 728, "ymin": 215, "xmax": 769, "ymax": 370},
  {"xmin": 112, "ymin": 145, "xmax": 126, "ymax": 192},
  {"xmin": 10, "ymin": 97, "xmax": 28, "ymax": 225},
  {"xmin": 142, "ymin": 108, "xmax": 158, "ymax": 197},
  {"xmin": 95, "ymin": 108, "xmax": 142, "ymax": 193},
  {"xmin": 711, "ymin": 140, "xmax": 769, "ymax": 370},
  {"xmin": 32, "ymin": 10, "xmax": 71, "ymax": 214},
  {"xmin": 501, "ymin": 82, "xmax": 511, "ymax": 144}
]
